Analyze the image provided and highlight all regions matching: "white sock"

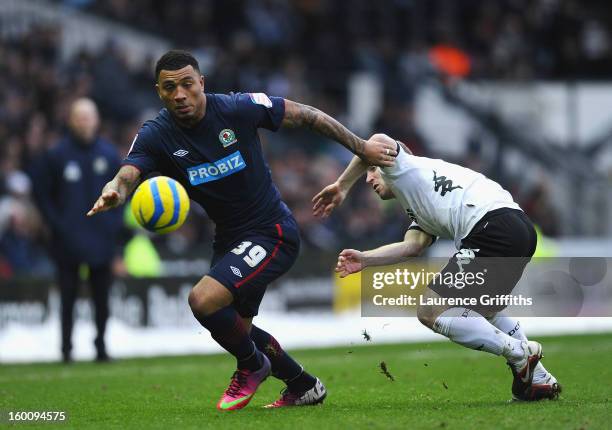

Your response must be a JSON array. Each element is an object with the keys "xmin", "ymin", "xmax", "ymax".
[
  {"xmin": 488, "ymin": 314, "xmax": 549, "ymax": 377},
  {"xmin": 433, "ymin": 307, "xmax": 524, "ymax": 362},
  {"xmin": 487, "ymin": 314, "xmax": 527, "ymax": 341}
]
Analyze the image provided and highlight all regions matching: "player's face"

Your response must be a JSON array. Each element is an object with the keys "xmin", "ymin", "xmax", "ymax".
[
  {"xmin": 156, "ymin": 65, "xmax": 205, "ymax": 126},
  {"xmin": 366, "ymin": 167, "xmax": 395, "ymax": 200}
]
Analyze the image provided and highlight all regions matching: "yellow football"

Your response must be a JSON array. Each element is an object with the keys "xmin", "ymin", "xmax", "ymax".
[{"xmin": 130, "ymin": 176, "xmax": 190, "ymax": 234}]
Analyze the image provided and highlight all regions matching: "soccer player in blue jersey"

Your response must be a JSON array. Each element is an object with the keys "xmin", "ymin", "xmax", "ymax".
[{"xmin": 88, "ymin": 50, "xmax": 397, "ymax": 410}]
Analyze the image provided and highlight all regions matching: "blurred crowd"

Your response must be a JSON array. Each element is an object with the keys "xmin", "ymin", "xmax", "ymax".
[
  {"xmin": 64, "ymin": 0, "xmax": 612, "ymax": 80},
  {"xmin": 2, "ymin": 0, "xmax": 591, "ymax": 278}
]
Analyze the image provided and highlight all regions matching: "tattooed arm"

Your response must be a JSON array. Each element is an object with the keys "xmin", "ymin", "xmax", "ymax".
[
  {"xmin": 87, "ymin": 165, "xmax": 141, "ymax": 216},
  {"xmin": 282, "ymin": 99, "xmax": 397, "ymax": 167}
]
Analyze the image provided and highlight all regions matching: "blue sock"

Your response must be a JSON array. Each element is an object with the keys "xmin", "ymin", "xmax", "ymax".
[
  {"xmin": 196, "ymin": 306, "xmax": 263, "ymax": 371},
  {"xmin": 251, "ymin": 325, "xmax": 316, "ymax": 392}
]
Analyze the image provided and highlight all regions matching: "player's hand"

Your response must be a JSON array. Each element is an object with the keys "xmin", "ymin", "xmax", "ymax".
[
  {"xmin": 336, "ymin": 249, "xmax": 364, "ymax": 277},
  {"xmin": 361, "ymin": 133, "xmax": 397, "ymax": 167},
  {"xmin": 312, "ymin": 182, "xmax": 346, "ymax": 217},
  {"xmin": 87, "ymin": 189, "xmax": 121, "ymax": 216}
]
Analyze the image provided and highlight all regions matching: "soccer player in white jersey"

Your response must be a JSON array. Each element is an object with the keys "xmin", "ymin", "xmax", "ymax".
[{"xmin": 313, "ymin": 133, "xmax": 561, "ymax": 401}]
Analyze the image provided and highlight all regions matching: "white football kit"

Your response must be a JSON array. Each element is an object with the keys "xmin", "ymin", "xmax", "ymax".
[{"xmin": 380, "ymin": 146, "xmax": 521, "ymax": 249}]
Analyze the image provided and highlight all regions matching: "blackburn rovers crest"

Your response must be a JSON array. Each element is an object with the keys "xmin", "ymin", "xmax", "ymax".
[{"xmin": 219, "ymin": 129, "xmax": 238, "ymax": 147}]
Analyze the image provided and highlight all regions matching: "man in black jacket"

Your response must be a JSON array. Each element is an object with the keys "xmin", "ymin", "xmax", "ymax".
[{"xmin": 32, "ymin": 98, "xmax": 122, "ymax": 362}]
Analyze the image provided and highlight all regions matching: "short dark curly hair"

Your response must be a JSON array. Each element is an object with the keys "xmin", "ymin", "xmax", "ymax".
[{"xmin": 155, "ymin": 50, "xmax": 200, "ymax": 81}]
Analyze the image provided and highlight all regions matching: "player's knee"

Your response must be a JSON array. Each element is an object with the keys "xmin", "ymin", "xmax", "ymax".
[
  {"xmin": 188, "ymin": 278, "xmax": 233, "ymax": 317},
  {"xmin": 188, "ymin": 288, "xmax": 221, "ymax": 317},
  {"xmin": 417, "ymin": 304, "xmax": 436, "ymax": 329},
  {"xmin": 188, "ymin": 288, "xmax": 208, "ymax": 317}
]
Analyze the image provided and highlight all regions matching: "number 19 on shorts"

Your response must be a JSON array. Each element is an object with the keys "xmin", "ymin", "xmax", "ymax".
[{"xmin": 231, "ymin": 241, "xmax": 267, "ymax": 267}]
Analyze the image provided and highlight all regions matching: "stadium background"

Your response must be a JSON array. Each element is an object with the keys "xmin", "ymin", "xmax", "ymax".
[{"xmin": 1, "ymin": 0, "xmax": 612, "ymax": 363}]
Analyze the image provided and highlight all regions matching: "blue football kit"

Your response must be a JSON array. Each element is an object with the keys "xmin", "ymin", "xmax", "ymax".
[{"xmin": 124, "ymin": 92, "xmax": 300, "ymax": 316}]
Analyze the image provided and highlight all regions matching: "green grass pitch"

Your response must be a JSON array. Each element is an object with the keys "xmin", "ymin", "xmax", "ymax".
[{"xmin": 1, "ymin": 332, "xmax": 611, "ymax": 429}]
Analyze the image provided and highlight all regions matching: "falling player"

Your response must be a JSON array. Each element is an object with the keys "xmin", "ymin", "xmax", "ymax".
[
  {"xmin": 313, "ymin": 133, "xmax": 561, "ymax": 401},
  {"xmin": 88, "ymin": 50, "xmax": 398, "ymax": 410}
]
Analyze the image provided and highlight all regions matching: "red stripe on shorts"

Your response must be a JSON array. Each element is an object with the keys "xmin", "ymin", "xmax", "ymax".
[{"xmin": 235, "ymin": 223, "xmax": 284, "ymax": 288}]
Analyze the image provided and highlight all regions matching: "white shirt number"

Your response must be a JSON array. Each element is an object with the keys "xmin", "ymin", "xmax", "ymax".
[{"xmin": 231, "ymin": 241, "xmax": 268, "ymax": 268}]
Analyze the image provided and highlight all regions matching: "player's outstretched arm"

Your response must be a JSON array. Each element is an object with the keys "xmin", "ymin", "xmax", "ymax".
[
  {"xmin": 313, "ymin": 156, "xmax": 367, "ymax": 217},
  {"xmin": 87, "ymin": 165, "xmax": 141, "ymax": 216},
  {"xmin": 336, "ymin": 230, "xmax": 433, "ymax": 277},
  {"xmin": 336, "ymin": 249, "xmax": 365, "ymax": 278},
  {"xmin": 363, "ymin": 229, "xmax": 433, "ymax": 267},
  {"xmin": 282, "ymin": 99, "xmax": 397, "ymax": 167}
]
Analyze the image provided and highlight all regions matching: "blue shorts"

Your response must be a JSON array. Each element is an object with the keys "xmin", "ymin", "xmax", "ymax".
[{"xmin": 208, "ymin": 216, "xmax": 300, "ymax": 317}]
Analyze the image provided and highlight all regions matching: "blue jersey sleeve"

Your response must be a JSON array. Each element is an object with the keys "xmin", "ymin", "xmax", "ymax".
[
  {"xmin": 123, "ymin": 124, "xmax": 158, "ymax": 175},
  {"xmin": 234, "ymin": 93, "xmax": 285, "ymax": 131}
]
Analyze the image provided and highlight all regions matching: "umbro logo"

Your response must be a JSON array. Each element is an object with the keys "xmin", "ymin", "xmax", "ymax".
[
  {"xmin": 173, "ymin": 149, "xmax": 189, "ymax": 157},
  {"xmin": 230, "ymin": 266, "xmax": 242, "ymax": 278}
]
